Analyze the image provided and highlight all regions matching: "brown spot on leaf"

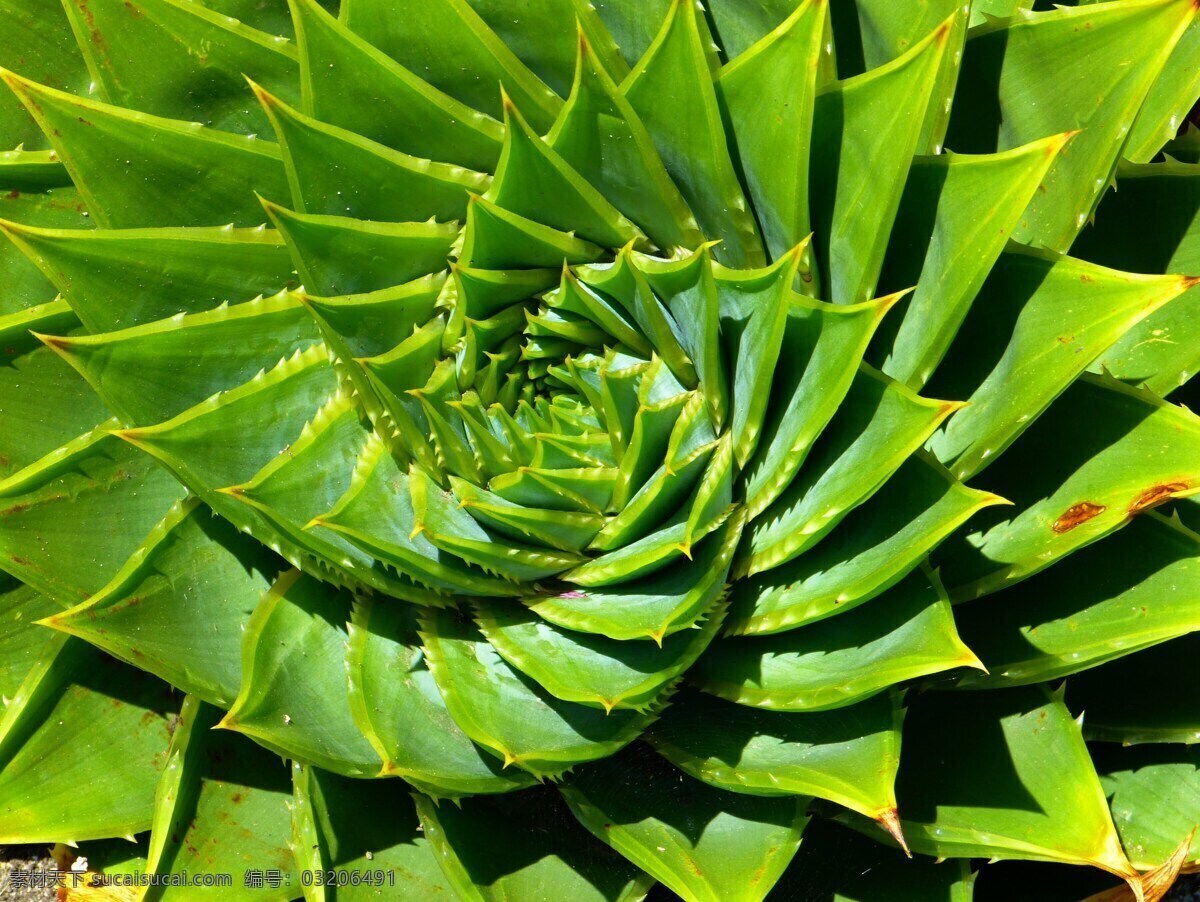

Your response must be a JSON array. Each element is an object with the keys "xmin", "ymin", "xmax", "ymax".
[
  {"xmin": 1052, "ymin": 502, "xmax": 1106, "ymax": 533},
  {"xmin": 1129, "ymin": 482, "xmax": 1189, "ymax": 515}
]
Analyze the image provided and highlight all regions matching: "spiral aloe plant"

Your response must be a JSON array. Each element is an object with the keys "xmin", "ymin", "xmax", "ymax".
[{"xmin": 1, "ymin": 0, "xmax": 1200, "ymax": 899}]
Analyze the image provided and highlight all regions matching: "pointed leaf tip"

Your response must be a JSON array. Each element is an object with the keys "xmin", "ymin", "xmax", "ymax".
[{"xmin": 878, "ymin": 808, "xmax": 912, "ymax": 858}]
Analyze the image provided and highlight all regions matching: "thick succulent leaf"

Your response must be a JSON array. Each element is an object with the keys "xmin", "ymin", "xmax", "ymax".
[
  {"xmin": 473, "ymin": 596, "xmax": 725, "ymax": 712},
  {"xmin": 117, "ymin": 343, "xmax": 337, "ymax": 491},
  {"xmin": 561, "ymin": 742, "xmax": 808, "ymax": 902},
  {"xmin": 302, "ymin": 271, "xmax": 448, "ymax": 359},
  {"xmin": 1124, "ymin": 15, "xmax": 1200, "ymax": 163},
  {"xmin": 293, "ymin": 763, "xmax": 457, "ymax": 900},
  {"xmin": 256, "ymin": 84, "xmax": 488, "ymax": 223},
  {"xmin": 876, "ymin": 135, "xmax": 1071, "ymax": 390},
  {"xmin": 591, "ymin": 0, "xmax": 673, "ymax": 68},
  {"xmin": 419, "ymin": 606, "xmax": 656, "ymax": 777},
  {"xmin": 1, "ymin": 70, "xmax": 288, "ymax": 227},
  {"xmin": 891, "ymin": 686, "xmax": 1130, "ymax": 874},
  {"xmin": 0, "ymin": 301, "xmax": 109, "ymax": 479},
  {"xmin": 950, "ymin": 512, "xmax": 1200, "ymax": 689},
  {"xmin": 810, "ymin": 19, "xmax": 949, "ymax": 303},
  {"xmin": 547, "ymin": 32, "xmax": 699, "ymax": 254},
  {"xmin": 61, "ymin": 0, "xmax": 300, "ymax": 134},
  {"xmin": 221, "ymin": 570, "xmax": 381, "ymax": 777},
  {"xmin": 0, "ymin": 0, "xmax": 91, "ymax": 150},
  {"xmin": 0, "ymin": 148, "xmax": 72, "ymax": 190},
  {"xmin": 1093, "ymin": 744, "xmax": 1200, "ymax": 871},
  {"xmin": 264, "ymin": 200, "xmax": 455, "ymax": 297},
  {"xmin": 526, "ymin": 515, "xmax": 741, "ymax": 642},
  {"xmin": 938, "ymin": 374, "xmax": 1200, "ymax": 600},
  {"xmin": 728, "ymin": 454, "xmax": 1004, "ymax": 635},
  {"xmin": 0, "ymin": 186, "xmax": 92, "ymax": 316},
  {"xmin": 339, "ymin": 0, "xmax": 562, "ymax": 131},
  {"xmin": 315, "ymin": 439, "xmax": 523, "ymax": 597},
  {"xmin": 346, "ymin": 598, "xmax": 535, "ymax": 797},
  {"xmin": 623, "ymin": 0, "xmax": 765, "ymax": 268},
  {"xmin": 291, "ymin": 0, "xmax": 502, "ymax": 171},
  {"xmin": 926, "ymin": 246, "xmax": 1195, "ymax": 480},
  {"xmin": 0, "ymin": 433, "xmax": 186, "ymax": 605},
  {"xmin": 415, "ymin": 786, "xmax": 653, "ymax": 902},
  {"xmin": 458, "ymin": 195, "xmax": 605, "ymax": 268},
  {"xmin": 487, "ymin": 97, "xmax": 646, "ymax": 250},
  {"xmin": 717, "ymin": 0, "xmax": 824, "ymax": 262},
  {"xmin": 44, "ymin": 290, "xmax": 321, "ymax": 424},
  {"xmin": 740, "ymin": 293, "xmax": 893, "ymax": 520},
  {"xmin": 944, "ymin": 0, "xmax": 1195, "ymax": 252},
  {"xmin": 1070, "ymin": 160, "xmax": 1200, "ymax": 397},
  {"xmin": 692, "ymin": 568, "xmax": 979, "ymax": 711},
  {"xmin": 144, "ymin": 695, "xmax": 297, "ymax": 895},
  {"xmin": 775, "ymin": 817, "xmax": 975, "ymax": 902},
  {"xmin": 647, "ymin": 688, "xmax": 903, "ymax": 825},
  {"xmin": 1066, "ymin": 632, "xmax": 1200, "ymax": 745},
  {"xmin": 0, "ymin": 580, "xmax": 57, "ymax": 700},
  {"xmin": 0, "ymin": 219, "xmax": 298, "ymax": 331},
  {"xmin": 44, "ymin": 498, "xmax": 282, "ymax": 708},
  {"xmin": 742, "ymin": 364, "xmax": 959, "ymax": 576},
  {"xmin": 0, "ymin": 634, "xmax": 177, "ymax": 842}
]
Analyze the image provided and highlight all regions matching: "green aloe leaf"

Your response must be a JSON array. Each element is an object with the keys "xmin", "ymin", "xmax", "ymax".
[
  {"xmin": 1065, "ymin": 631, "xmax": 1200, "ymax": 746},
  {"xmin": 143, "ymin": 695, "xmax": 298, "ymax": 898},
  {"xmin": 487, "ymin": 95, "xmax": 647, "ymax": 250},
  {"xmin": 0, "ymin": 0, "xmax": 91, "ymax": 149},
  {"xmin": 292, "ymin": 763, "xmax": 458, "ymax": 900},
  {"xmin": 624, "ymin": 0, "xmax": 765, "ymax": 268},
  {"xmin": 1093, "ymin": 744, "xmax": 1200, "ymax": 872},
  {"xmin": 546, "ymin": 30, "xmax": 699, "ymax": 254},
  {"xmin": 1124, "ymin": 15, "xmax": 1200, "ymax": 163},
  {"xmin": 0, "ymin": 147, "xmax": 72, "ymax": 190},
  {"xmin": 264, "ymin": 200, "xmax": 456, "ymax": 297},
  {"xmin": 890, "ymin": 685, "xmax": 1131, "ymax": 875},
  {"xmin": 647, "ymin": 688, "xmax": 904, "ymax": 828},
  {"xmin": 1070, "ymin": 160, "xmax": 1200, "ymax": 397},
  {"xmin": 716, "ymin": 0, "xmax": 824, "ymax": 263},
  {"xmin": 739, "ymin": 292, "xmax": 892, "ymax": 520},
  {"xmin": 926, "ymin": 246, "xmax": 1195, "ymax": 480},
  {"xmin": 346, "ymin": 598, "xmax": 535, "ymax": 797},
  {"xmin": 43, "ymin": 497, "xmax": 282, "ymax": 708},
  {"xmin": 0, "ymin": 301, "xmax": 108, "ymax": 479},
  {"xmin": 950, "ymin": 511, "xmax": 1200, "ymax": 689},
  {"xmin": 525, "ymin": 514, "xmax": 741, "ymax": 642},
  {"xmin": 0, "ymin": 219, "xmax": 297, "ymax": 331},
  {"xmin": 728, "ymin": 453, "xmax": 1004, "ymax": 635},
  {"xmin": 692, "ymin": 568, "xmax": 980, "ymax": 712},
  {"xmin": 561, "ymin": 742, "xmax": 808, "ymax": 902},
  {"xmin": 472, "ymin": 596, "xmax": 725, "ymax": 712},
  {"xmin": 291, "ymin": 0, "xmax": 503, "ymax": 171},
  {"xmin": 741, "ymin": 364, "xmax": 959, "ymax": 576},
  {"xmin": 221, "ymin": 569, "xmax": 381, "ymax": 777},
  {"xmin": 0, "ymin": 580, "xmax": 57, "ymax": 699},
  {"xmin": 415, "ymin": 785, "xmax": 653, "ymax": 901},
  {"xmin": 255, "ymin": 83, "xmax": 488, "ymax": 224},
  {"xmin": 340, "ymin": 0, "xmax": 563, "ymax": 131},
  {"xmin": 0, "ymin": 186, "xmax": 92, "ymax": 316},
  {"xmin": 938, "ymin": 374, "xmax": 1200, "ymax": 601},
  {"xmin": 0, "ymin": 433, "xmax": 186, "ymax": 605},
  {"xmin": 945, "ymin": 0, "xmax": 1195, "ymax": 252},
  {"xmin": 419, "ymin": 606, "xmax": 656, "ymax": 777},
  {"xmin": 43, "ymin": 290, "xmax": 321, "ymax": 424},
  {"xmin": 876, "ymin": 134, "xmax": 1072, "ymax": 390},
  {"xmin": 0, "ymin": 634, "xmax": 177, "ymax": 843},
  {"xmin": 810, "ymin": 18, "xmax": 950, "ymax": 303},
  {"xmin": 2, "ymin": 70, "xmax": 288, "ymax": 227},
  {"xmin": 62, "ymin": 0, "xmax": 300, "ymax": 134}
]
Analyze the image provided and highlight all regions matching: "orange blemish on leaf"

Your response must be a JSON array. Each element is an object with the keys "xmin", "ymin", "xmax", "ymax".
[
  {"xmin": 1052, "ymin": 502, "xmax": 1106, "ymax": 534},
  {"xmin": 1129, "ymin": 483, "xmax": 1190, "ymax": 515}
]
